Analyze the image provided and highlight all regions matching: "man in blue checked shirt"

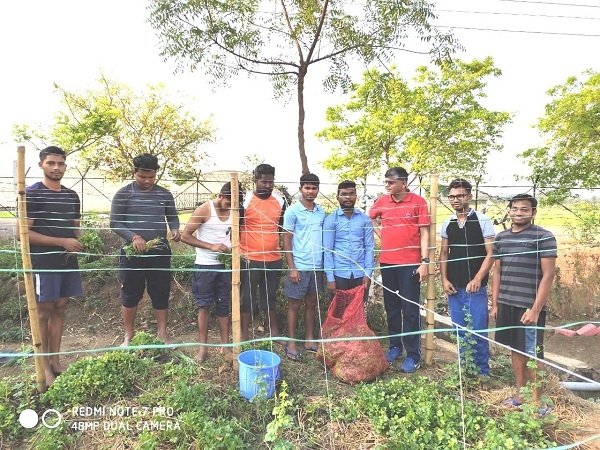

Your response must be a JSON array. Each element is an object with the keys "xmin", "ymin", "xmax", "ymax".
[{"xmin": 323, "ymin": 180, "xmax": 375, "ymax": 304}]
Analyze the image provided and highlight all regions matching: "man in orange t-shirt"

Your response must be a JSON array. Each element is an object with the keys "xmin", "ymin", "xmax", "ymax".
[
  {"xmin": 369, "ymin": 167, "xmax": 430, "ymax": 373},
  {"xmin": 240, "ymin": 164, "xmax": 287, "ymax": 340}
]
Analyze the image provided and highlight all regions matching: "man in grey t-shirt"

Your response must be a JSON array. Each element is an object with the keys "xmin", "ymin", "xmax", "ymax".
[
  {"xmin": 492, "ymin": 194, "xmax": 556, "ymax": 412},
  {"xmin": 110, "ymin": 154, "xmax": 181, "ymax": 345}
]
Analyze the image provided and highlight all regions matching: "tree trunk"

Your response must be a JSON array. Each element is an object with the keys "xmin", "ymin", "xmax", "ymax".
[{"xmin": 297, "ymin": 66, "xmax": 309, "ymax": 175}]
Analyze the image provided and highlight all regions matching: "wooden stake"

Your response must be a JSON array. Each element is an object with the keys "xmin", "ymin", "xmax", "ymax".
[
  {"xmin": 16, "ymin": 146, "xmax": 46, "ymax": 392},
  {"xmin": 424, "ymin": 173, "xmax": 439, "ymax": 366},
  {"xmin": 230, "ymin": 173, "xmax": 241, "ymax": 371}
]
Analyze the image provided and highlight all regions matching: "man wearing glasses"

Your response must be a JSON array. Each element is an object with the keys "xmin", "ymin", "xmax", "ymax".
[
  {"xmin": 369, "ymin": 167, "xmax": 430, "ymax": 373},
  {"xmin": 440, "ymin": 179, "xmax": 495, "ymax": 376}
]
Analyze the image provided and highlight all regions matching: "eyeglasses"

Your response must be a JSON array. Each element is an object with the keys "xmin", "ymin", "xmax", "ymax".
[
  {"xmin": 384, "ymin": 179, "xmax": 403, "ymax": 185},
  {"xmin": 447, "ymin": 194, "xmax": 468, "ymax": 201}
]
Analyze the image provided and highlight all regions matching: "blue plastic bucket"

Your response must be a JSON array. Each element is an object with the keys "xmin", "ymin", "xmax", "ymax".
[{"xmin": 238, "ymin": 350, "xmax": 281, "ymax": 400}]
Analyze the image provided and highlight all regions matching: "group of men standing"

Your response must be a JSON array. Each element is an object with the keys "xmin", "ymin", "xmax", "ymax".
[{"xmin": 21, "ymin": 146, "xmax": 557, "ymax": 411}]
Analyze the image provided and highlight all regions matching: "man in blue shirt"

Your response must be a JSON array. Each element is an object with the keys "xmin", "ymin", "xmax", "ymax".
[
  {"xmin": 323, "ymin": 180, "xmax": 374, "ymax": 304},
  {"xmin": 282, "ymin": 173, "xmax": 325, "ymax": 360}
]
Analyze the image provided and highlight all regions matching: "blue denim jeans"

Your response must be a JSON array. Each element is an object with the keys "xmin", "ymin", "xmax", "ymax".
[
  {"xmin": 380, "ymin": 264, "xmax": 421, "ymax": 363},
  {"xmin": 448, "ymin": 287, "xmax": 490, "ymax": 375}
]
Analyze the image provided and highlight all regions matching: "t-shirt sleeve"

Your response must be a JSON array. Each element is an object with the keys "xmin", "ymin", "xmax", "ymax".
[
  {"xmin": 368, "ymin": 198, "xmax": 382, "ymax": 219},
  {"xmin": 440, "ymin": 218, "xmax": 450, "ymax": 239},
  {"xmin": 416, "ymin": 197, "xmax": 431, "ymax": 227},
  {"xmin": 282, "ymin": 206, "xmax": 295, "ymax": 232},
  {"xmin": 492, "ymin": 234, "xmax": 502, "ymax": 258},
  {"xmin": 540, "ymin": 231, "xmax": 558, "ymax": 258},
  {"xmin": 478, "ymin": 213, "xmax": 495, "ymax": 238},
  {"xmin": 73, "ymin": 192, "xmax": 81, "ymax": 220}
]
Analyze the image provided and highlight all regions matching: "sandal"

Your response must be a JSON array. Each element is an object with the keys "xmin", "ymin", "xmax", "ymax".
[
  {"xmin": 537, "ymin": 405, "xmax": 553, "ymax": 418},
  {"xmin": 284, "ymin": 346, "xmax": 301, "ymax": 361},
  {"xmin": 304, "ymin": 345, "xmax": 318, "ymax": 353}
]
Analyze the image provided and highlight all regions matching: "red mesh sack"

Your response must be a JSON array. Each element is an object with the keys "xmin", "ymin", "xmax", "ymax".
[{"xmin": 316, "ymin": 285, "xmax": 388, "ymax": 383}]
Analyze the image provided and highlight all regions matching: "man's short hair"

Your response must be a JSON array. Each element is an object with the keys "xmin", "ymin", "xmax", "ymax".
[
  {"xmin": 219, "ymin": 181, "xmax": 245, "ymax": 202},
  {"xmin": 509, "ymin": 193, "xmax": 538, "ymax": 209},
  {"xmin": 337, "ymin": 180, "xmax": 356, "ymax": 195},
  {"xmin": 254, "ymin": 164, "xmax": 275, "ymax": 179},
  {"xmin": 384, "ymin": 167, "xmax": 408, "ymax": 181},
  {"xmin": 133, "ymin": 154, "xmax": 159, "ymax": 172},
  {"xmin": 300, "ymin": 173, "xmax": 320, "ymax": 187},
  {"xmin": 448, "ymin": 178, "xmax": 472, "ymax": 193},
  {"xmin": 39, "ymin": 146, "xmax": 66, "ymax": 161}
]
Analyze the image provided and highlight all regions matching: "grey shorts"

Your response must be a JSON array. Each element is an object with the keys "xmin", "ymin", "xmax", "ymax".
[{"xmin": 283, "ymin": 270, "xmax": 325, "ymax": 300}]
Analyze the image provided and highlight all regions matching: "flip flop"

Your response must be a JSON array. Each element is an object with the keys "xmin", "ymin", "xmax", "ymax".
[
  {"xmin": 304, "ymin": 345, "xmax": 318, "ymax": 353},
  {"xmin": 537, "ymin": 405, "xmax": 553, "ymax": 418},
  {"xmin": 284, "ymin": 346, "xmax": 301, "ymax": 361}
]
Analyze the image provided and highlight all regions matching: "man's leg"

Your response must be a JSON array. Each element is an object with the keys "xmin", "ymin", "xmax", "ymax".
[
  {"xmin": 304, "ymin": 293, "xmax": 317, "ymax": 349},
  {"xmin": 241, "ymin": 312, "xmax": 251, "ymax": 341},
  {"xmin": 380, "ymin": 264, "xmax": 403, "ymax": 353},
  {"xmin": 448, "ymin": 290, "xmax": 468, "ymax": 367},
  {"xmin": 262, "ymin": 262, "xmax": 282, "ymax": 338},
  {"xmin": 468, "ymin": 287, "xmax": 490, "ymax": 375},
  {"xmin": 121, "ymin": 306, "xmax": 138, "ymax": 346},
  {"xmin": 154, "ymin": 308, "xmax": 169, "ymax": 343},
  {"xmin": 48, "ymin": 297, "xmax": 69, "ymax": 374},
  {"xmin": 286, "ymin": 299, "xmax": 302, "ymax": 356},
  {"xmin": 512, "ymin": 351, "xmax": 529, "ymax": 403},
  {"xmin": 196, "ymin": 308, "xmax": 210, "ymax": 362},
  {"xmin": 37, "ymin": 302, "xmax": 55, "ymax": 385},
  {"xmin": 217, "ymin": 315, "xmax": 230, "ymax": 354},
  {"xmin": 398, "ymin": 265, "xmax": 421, "ymax": 364}
]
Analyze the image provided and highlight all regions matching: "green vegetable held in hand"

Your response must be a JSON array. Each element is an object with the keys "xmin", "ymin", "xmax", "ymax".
[{"xmin": 123, "ymin": 237, "xmax": 167, "ymax": 259}]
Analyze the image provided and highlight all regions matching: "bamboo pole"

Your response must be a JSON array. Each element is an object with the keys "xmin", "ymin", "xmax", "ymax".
[
  {"xmin": 230, "ymin": 173, "xmax": 241, "ymax": 371},
  {"xmin": 16, "ymin": 146, "xmax": 46, "ymax": 392},
  {"xmin": 424, "ymin": 173, "xmax": 439, "ymax": 366}
]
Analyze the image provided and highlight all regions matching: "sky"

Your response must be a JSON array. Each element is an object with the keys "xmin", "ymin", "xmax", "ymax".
[{"xmin": 0, "ymin": 0, "xmax": 598, "ymax": 195}]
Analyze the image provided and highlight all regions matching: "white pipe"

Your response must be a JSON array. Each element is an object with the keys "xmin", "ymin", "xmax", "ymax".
[{"xmin": 561, "ymin": 381, "xmax": 600, "ymax": 392}]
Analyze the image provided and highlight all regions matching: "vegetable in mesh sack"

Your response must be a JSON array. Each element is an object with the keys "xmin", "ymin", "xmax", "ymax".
[
  {"xmin": 123, "ymin": 237, "xmax": 168, "ymax": 259},
  {"xmin": 317, "ymin": 285, "xmax": 387, "ymax": 383}
]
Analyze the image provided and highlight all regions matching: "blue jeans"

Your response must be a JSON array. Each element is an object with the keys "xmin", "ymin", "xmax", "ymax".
[
  {"xmin": 380, "ymin": 264, "xmax": 421, "ymax": 362},
  {"xmin": 448, "ymin": 287, "xmax": 490, "ymax": 375}
]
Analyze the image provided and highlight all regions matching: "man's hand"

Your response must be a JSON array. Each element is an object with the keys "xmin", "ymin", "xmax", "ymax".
[
  {"xmin": 210, "ymin": 243, "xmax": 230, "ymax": 253},
  {"xmin": 171, "ymin": 230, "xmax": 181, "ymax": 242},
  {"xmin": 62, "ymin": 238, "xmax": 84, "ymax": 253},
  {"xmin": 521, "ymin": 308, "xmax": 540, "ymax": 325},
  {"xmin": 465, "ymin": 276, "xmax": 482, "ymax": 293},
  {"xmin": 362, "ymin": 276, "xmax": 371, "ymax": 288},
  {"xmin": 327, "ymin": 281, "xmax": 336, "ymax": 292},
  {"xmin": 442, "ymin": 279, "xmax": 457, "ymax": 296},
  {"xmin": 132, "ymin": 235, "xmax": 146, "ymax": 253},
  {"xmin": 490, "ymin": 304, "xmax": 497, "ymax": 320},
  {"xmin": 416, "ymin": 263, "xmax": 428, "ymax": 282},
  {"xmin": 289, "ymin": 269, "xmax": 301, "ymax": 284}
]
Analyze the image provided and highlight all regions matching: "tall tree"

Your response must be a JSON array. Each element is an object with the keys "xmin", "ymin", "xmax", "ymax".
[
  {"xmin": 14, "ymin": 75, "xmax": 214, "ymax": 182},
  {"xmin": 148, "ymin": 0, "xmax": 457, "ymax": 174},
  {"xmin": 319, "ymin": 57, "xmax": 511, "ymax": 182},
  {"xmin": 520, "ymin": 71, "xmax": 600, "ymax": 203}
]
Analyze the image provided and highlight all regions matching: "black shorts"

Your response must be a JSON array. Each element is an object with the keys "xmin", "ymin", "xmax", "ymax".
[
  {"xmin": 240, "ymin": 259, "xmax": 282, "ymax": 313},
  {"xmin": 192, "ymin": 264, "xmax": 231, "ymax": 317},
  {"xmin": 119, "ymin": 246, "xmax": 171, "ymax": 309},
  {"xmin": 495, "ymin": 303, "xmax": 546, "ymax": 358}
]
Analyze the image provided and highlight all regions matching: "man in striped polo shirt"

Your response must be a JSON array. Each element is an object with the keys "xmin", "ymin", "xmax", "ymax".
[{"xmin": 492, "ymin": 194, "xmax": 557, "ymax": 410}]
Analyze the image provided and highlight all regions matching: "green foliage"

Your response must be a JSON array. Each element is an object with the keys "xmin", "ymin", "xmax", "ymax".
[
  {"xmin": 352, "ymin": 377, "xmax": 553, "ymax": 449},
  {"xmin": 123, "ymin": 237, "xmax": 168, "ymax": 259},
  {"xmin": 0, "ymin": 377, "xmax": 37, "ymax": 441},
  {"xmin": 129, "ymin": 331, "xmax": 169, "ymax": 360},
  {"xmin": 521, "ymin": 70, "xmax": 600, "ymax": 203},
  {"xmin": 14, "ymin": 74, "xmax": 214, "ymax": 183},
  {"xmin": 564, "ymin": 201, "xmax": 600, "ymax": 245},
  {"xmin": 320, "ymin": 58, "xmax": 511, "ymax": 182},
  {"xmin": 42, "ymin": 351, "xmax": 152, "ymax": 409},
  {"xmin": 264, "ymin": 381, "xmax": 294, "ymax": 449},
  {"xmin": 148, "ymin": 0, "xmax": 457, "ymax": 173}
]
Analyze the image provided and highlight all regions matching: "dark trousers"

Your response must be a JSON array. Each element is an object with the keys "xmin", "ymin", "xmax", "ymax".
[{"xmin": 380, "ymin": 263, "xmax": 421, "ymax": 362}]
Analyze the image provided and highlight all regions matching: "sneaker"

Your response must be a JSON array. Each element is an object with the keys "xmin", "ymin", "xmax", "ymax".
[
  {"xmin": 386, "ymin": 347, "xmax": 402, "ymax": 363},
  {"xmin": 401, "ymin": 357, "xmax": 420, "ymax": 373}
]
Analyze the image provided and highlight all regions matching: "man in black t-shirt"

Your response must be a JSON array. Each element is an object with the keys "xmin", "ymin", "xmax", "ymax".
[{"xmin": 17, "ymin": 146, "xmax": 84, "ymax": 386}]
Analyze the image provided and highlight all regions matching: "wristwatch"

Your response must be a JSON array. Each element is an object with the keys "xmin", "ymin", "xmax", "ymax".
[{"xmin": 421, "ymin": 257, "xmax": 431, "ymax": 264}]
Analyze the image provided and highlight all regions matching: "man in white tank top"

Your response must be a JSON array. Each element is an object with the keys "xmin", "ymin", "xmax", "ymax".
[{"xmin": 181, "ymin": 182, "xmax": 242, "ymax": 362}]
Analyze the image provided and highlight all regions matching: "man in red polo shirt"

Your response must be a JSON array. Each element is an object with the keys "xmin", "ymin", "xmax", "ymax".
[{"xmin": 369, "ymin": 167, "xmax": 430, "ymax": 373}]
